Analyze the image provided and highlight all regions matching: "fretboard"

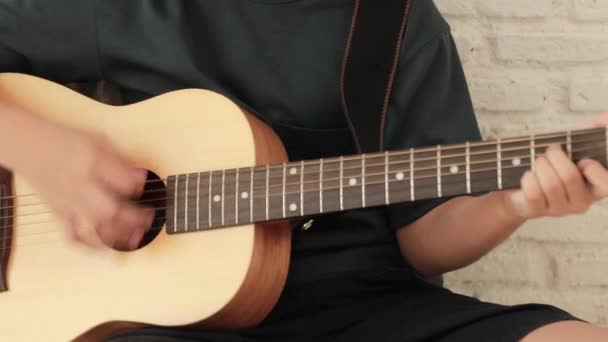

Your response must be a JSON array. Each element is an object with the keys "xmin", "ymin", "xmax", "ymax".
[{"xmin": 165, "ymin": 127, "xmax": 608, "ymax": 233}]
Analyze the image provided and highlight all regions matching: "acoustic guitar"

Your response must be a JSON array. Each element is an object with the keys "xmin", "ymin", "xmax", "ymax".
[{"xmin": 0, "ymin": 73, "xmax": 605, "ymax": 341}]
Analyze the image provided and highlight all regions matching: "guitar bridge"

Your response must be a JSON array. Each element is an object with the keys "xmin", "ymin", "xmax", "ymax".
[{"xmin": 0, "ymin": 168, "xmax": 13, "ymax": 292}]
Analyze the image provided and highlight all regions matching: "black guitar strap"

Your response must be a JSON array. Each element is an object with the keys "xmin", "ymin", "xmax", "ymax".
[
  {"xmin": 341, "ymin": 0, "xmax": 445, "ymax": 285},
  {"xmin": 341, "ymin": 0, "xmax": 413, "ymax": 153}
]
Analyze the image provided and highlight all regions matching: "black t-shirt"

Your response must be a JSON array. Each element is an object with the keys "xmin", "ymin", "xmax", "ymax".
[{"xmin": 0, "ymin": 0, "xmax": 481, "ymax": 286}]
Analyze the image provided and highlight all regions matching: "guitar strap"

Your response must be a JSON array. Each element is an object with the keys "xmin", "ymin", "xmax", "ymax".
[
  {"xmin": 341, "ymin": 0, "xmax": 445, "ymax": 285},
  {"xmin": 341, "ymin": 0, "xmax": 413, "ymax": 153}
]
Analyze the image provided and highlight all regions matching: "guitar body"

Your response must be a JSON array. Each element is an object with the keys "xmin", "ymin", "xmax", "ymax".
[{"xmin": 0, "ymin": 73, "xmax": 292, "ymax": 341}]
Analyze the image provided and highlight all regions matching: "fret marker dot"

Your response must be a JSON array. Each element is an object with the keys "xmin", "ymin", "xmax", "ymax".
[
  {"xmin": 395, "ymin": 172, "xmax": 404, "ymax": 181},
  {"xmin": 450, "ymin": 165, "xmax": 459, "ymax": 174},
  {"xmin": 289, "ymin": 167, "xmax": 297, "ymax": 175},
  {"xmin": 289, "ymin": 203, "xmax": 298, "ymax": 212},
  {"xmin": 512, "ymin": 158, "xmax": 522, "ymax": 167},
  {"xmin": 213, "ymin": 195, "xmax": 221, "ymax": 202},
  {"xmin": 241, "ymin": 192, "xmax": 249, "ymax": 199},
  {"xmin": 349, "ymin": 178, "xmax": 358, "ymax": 186}
]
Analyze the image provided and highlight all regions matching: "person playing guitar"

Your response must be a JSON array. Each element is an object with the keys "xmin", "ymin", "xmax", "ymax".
[{"xmin": 0, "ymin": 1, "xmax": 607, "ymax": 341}]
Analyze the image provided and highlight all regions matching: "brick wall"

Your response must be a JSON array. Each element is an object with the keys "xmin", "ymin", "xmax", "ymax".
[{"xmin": 434, "ymin": 0, "xmax": 608, "ymax": 326}]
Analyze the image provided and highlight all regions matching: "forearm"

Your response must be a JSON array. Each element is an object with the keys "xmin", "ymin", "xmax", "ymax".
[
  {"xmin": 397, "ymin": 192, "xmax": 526, "ymax": 277},
  {"xmin": 0, "ymin": 100, "xmax": 47, "ymax": 170}
]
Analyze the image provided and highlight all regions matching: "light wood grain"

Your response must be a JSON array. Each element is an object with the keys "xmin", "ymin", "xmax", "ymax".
[{"xmin": 0, "ymin": 73, "xmax": 291, "ymax": 341}]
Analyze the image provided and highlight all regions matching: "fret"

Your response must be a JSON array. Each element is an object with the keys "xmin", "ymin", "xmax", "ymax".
[
  {"xmin": 300, "ymin": 161, "xmax": 304, "ymax": 216},
  {"xmin": 410, "ymin": 148, "xmax": 415, "ymax": 201},
  {"xmin": 166, "ymin": 175, "xmax": 176, "ymax": 233},
  {"xmin": 303, "ymin": 160, "xmax": 320, "ymax": 216},
  {"xmin": 497, "ymin": 139, "xmax": 503, "ymax": 190},
  {"xmin": 339, "ymin": 156, "xmax": 344, "ymax": 211},
  {"xmin": 221, "ymin": 170, "xmax": 226, "ymax": 226},
  {"xmin": 363, "ymin": 154, "xmax": 388, "ymax": 207},
  {"xmin": 571, "ymin": 128, "xmax": 608, "ymax": 167},
  {"xmin": 195, "ymin": 172, "xmax": 210, "ymax": 229},
  {"xmin": 267, "ymin": 165, "xmax": 285, "ymax": 220},
  {"xmin": 173, "ymin": 174, "xmax": 179, "ymax": 233},
  {"xmin": 252, "ymin": 167, "xmax": 267, "ymax": 222},
  {"xmin": 466, "ymin": 142, "xmax": 471, "ymax": 194},
  {"xmin": 361, "ymin": 155, "xmax": 366, "ymax": 207},
  {"xmin": 384, "ymin": 151, "xmax": 389, "ymax": 205},
  {"xmin": 387, "ymin": 151, "xmax": 409, "ymax": 204},
  {"xmin": 235, "ymin": 167, "xmax": 252, "ymax": 225},
  {"xmin": 413, "ymin": 148, "xmax": 438, "ymax": 199},
  {"xmin": 469, "ymin": 143, "xmax": 499, "ymax": 194},
  {"xmin": 321, "ymin": 159, "xmax": 341, "ymax": 212},
  {"xmin": 235, "ymin": 169, "xmax": 240, "ymax": 224},
  {"xmin": 530, "ymin": 135, "xmax": 535, "ymax": 170},
  {"xmin": 208, "ymin": 172, "xmax": 212, "ymax": 228},
  {"xmin": 501, "ymin": 140, "xmax": 531, "ymax": 189},
  {"xmin": 265, "ymin": 165, "xmax": 270, "ymax": 220},
  {"xmin": 185, "ymin": 173, "xmax": 190, "ymax": 231},
  {"xmin": 222, "ymin": 169, "xmax": 237, "ymax": 226},
  {"xmin": 210, "ymin": 171, "xmax": 223, "ymax": 227},
  {"xmin": 342, "ymin": 156, "xmax": 363, "ymax": 210},
  {"xmin": 196, "ymin": 172, "xmax": 200, "ymax": 229},
  {"xmin": 282, "ymin": 164, "xmax": 287, "ymax": 218},
  {"xmin": 319, "ymin": 159, "xmax": 324, "ymax": 213},
  {"xmin": 436, "ymin": 146, "xmax": 442, "ymax": 197},
  {"xmin": 440, "ymin": 145, "xmax": 467, "ymax": 198},
  {"xmin": 284, "ymin": 163, "xmax": 302, "ymax": 218},
  {"xmin": 250, "ymin": 167, "xmax": 254, "ymax": 223}
]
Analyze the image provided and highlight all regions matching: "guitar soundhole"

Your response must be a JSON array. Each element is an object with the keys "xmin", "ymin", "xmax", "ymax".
[{"xmin": 134, "ymin": 170, "xmax": 166, "ymax": 249}]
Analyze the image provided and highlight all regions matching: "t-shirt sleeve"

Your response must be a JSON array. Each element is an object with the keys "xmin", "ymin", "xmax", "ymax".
[
  {"xmin": 0, "ymin": 1, "xmax": 100, "ymax": 81},
  {"xmin": 383, "ymin": 29, "xmax": 482, "ymax": 232}
]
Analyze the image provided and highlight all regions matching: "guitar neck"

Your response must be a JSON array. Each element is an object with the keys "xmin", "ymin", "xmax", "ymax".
[{"xmin": 166, "ymin": 127, "xmax": 608, "ymax": 233}]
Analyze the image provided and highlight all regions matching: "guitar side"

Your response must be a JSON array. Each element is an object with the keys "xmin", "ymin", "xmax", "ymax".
[{"xmin": 0, "ymin": 73, "xmax": 291, "ymax": 341}]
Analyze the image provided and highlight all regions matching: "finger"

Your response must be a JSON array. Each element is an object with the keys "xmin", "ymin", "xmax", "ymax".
[
  {"xmin": 534, "ymin": 152, "xmax": 568, "ymax": 215},
  {"xmin": 544, "ymin": 145, "xmax": 592, "ymax": 213},
  {"xmin": 64, "ymin": 214, "xmax": 104, "ymax": 248},
  {"xmin": 593, "ymin": 113, "xmax": 608, "ymax": 127},
  {"xmin": 518, "ymin": 170, "xmax": 547, "ymax": 218},
  {"xmin": 578, "ymin": 159, "xmax": 608, "ymax": 199},
  {"xmin": 94, "ymin": 141, "xmax": 147, "ymax": 198},
  {"xmin": 102, "ymin": 205, "xmax": 154, "ymax": 250}
]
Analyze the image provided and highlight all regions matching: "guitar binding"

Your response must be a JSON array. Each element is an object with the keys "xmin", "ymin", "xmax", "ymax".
[{"xmin": 0, "ymin": 168, "xmax": 13, "ymax": 292}]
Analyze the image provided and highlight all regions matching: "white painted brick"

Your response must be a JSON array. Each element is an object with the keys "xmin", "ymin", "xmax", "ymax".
[
  {"xmin": 574, "ymin": 0, "xmax": 608, "ymax": 21},
  {"xmin": 570, "ymin": 80, "xmax": 608, "ymax": 111},
  {"xmin": 436, "ymin": 1, "xmax": 608, "ymax": 327},
  {"xmin": 496, "ymin": 35, "xmax": 608, "ymax": 64},
  {"xmin": 433, "ymin": 0, "xmax": 475, "ymax": 17},
  {"xmin": 517, "ymin": 203, "xmax": 608, "ymax": 243},
  {"xmin": 446, "ymin": 240, "xmax": 553, "ymax": 286},
  {"xmin": 452, "ymin": 34, "xmax": 473, "ymax": 64},
  {"xmin": 551, "ymin": 244, "xmax": 608, "ymax": 287},
  {"xmin": 469, "ymin": 79, "xmax": 544, "ymax": 111},
  {"xmin": 476, "ymin": 0, "xmax": 551, "ymax": 18}
]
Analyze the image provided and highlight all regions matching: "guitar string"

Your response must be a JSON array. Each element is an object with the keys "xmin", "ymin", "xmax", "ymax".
[
  {"xmin": 0, "ymin": 128, "xmax": 603, "ymax": 202},
  {"xmin": 0, "ymin": 136, "xmax": 604, "ymax": 212},
  {"xmin": 1, "ymin": 149, "xmax": 605, "ymax": 237},
  {"xmin": 0, "ymin": 163, "xmax": 529, "ymax": 240},
  {"xmin": 0, "ymin": 141, "xmax": 605, "ymax": 218}
]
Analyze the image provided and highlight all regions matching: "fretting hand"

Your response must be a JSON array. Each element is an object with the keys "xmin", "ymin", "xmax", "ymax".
[{"xmin": 502, "ymin": 113, "xmax": 608, "ymax": 220}]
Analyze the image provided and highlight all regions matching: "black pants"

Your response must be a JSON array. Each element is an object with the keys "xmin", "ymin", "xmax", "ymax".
[{"xmin": 108, "ymin": 269, "xmax": 577, "ymax": 342}]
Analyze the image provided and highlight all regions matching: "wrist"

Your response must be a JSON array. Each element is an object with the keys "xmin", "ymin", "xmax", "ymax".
[{"xmin": 491, "ymin": 190, "xmax": 529, "ymax": 225}]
